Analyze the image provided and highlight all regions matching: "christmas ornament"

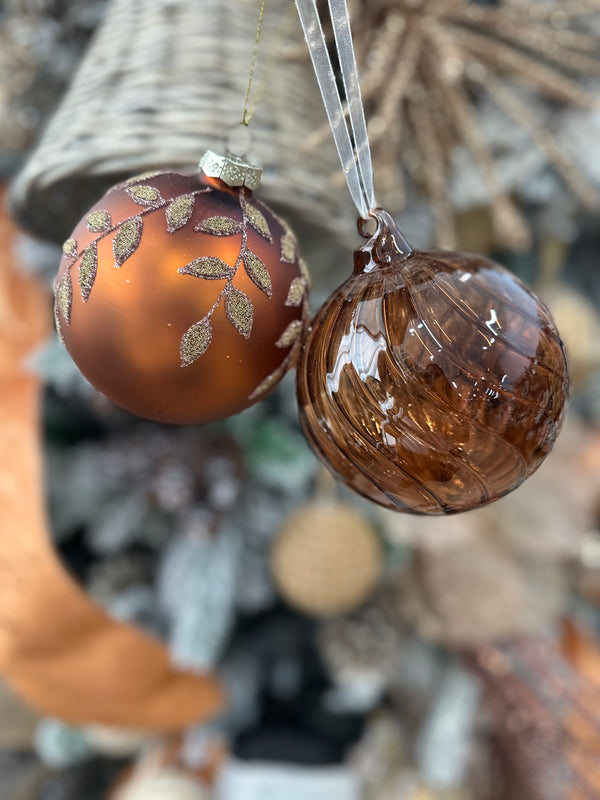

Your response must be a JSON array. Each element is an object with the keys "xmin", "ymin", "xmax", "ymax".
[
  {"xmin": 53, "ymin": 156, "xmax": 309, "ymax": 424},
  {"xmin": 270, "ymin": 501, "xmax": 381, "ymax": 617},
  {"xmin": 295, "ymin": 0, "xmax": 569, "ymax": 515}
]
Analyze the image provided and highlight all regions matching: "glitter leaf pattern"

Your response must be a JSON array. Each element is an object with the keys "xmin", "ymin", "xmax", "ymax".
[
  {"xmin": 54, "ymin": 305, "xmax": 65, "ymax": 344},
  {"xmin": 178, "ymin": 257, "xmax": 234, "ymax": 281},
  {"xmin": 55, "ymin": 272, "xmax": 73, "ymax": 325},
  {"xmin": 249, "ymin": 335, "xmax": 302, "ymax": 402},
  {"xmin": 196, "ymin": 217, "xmax": 242, "ymax": 236},
  {"xmin": 225, "ymin": 286, "xmax": 254, "ymax": 338},
  {"xmin": 244, "ymin": 250, "xmax": 272, "ymax": 297},
  {"xmin": 58, "ymin": 177, "xmax": 285, "ymax": 366},
  {"xmin": 86, "ymin": 209, "xmax": 111, "ymax": 233},
  {"xmin": 285, "ymin": 277, "xmax": 307, "ymax": 307},
  {"xmin": 113, "ymin": 216, "xmax": 143, "ymax": 267},
  {"xmin": 58, "ymin": 180, "xmax": 213, "ymax": 337},
  {"xmin": 126, "ymin": 184, "xmax": 164, "ymax": 207},
  {"xmin": 275, "ymin": 319, "xmax": 303, "ymax": 349},
  {"xmin": 180, "ymin": 319, "xmax": 213, "ymax": 366},
  {"xmin": 178, "ymin": 189, "xmax": 282, "ymax": 365},
  {"xmin": 249, "ymin": 361, "xmax": 287, "ymax": 402},
  {"xmin": 62, "ymin": 238, "xmax": 77, "ymax": 258},
  {"xmin": 166, "ymin": 195, "xmax": 195, "ymax": 233},
  {"xmin": 79, "ymin": 243, "xmax": 98, "ymax": 302},
  {"xmin": 280, "ymin": 230, "xmax": 297, "ymax": 263},
  {"xmin": 298, "ymin": 257, "xmax": 311, "ymax": 287},
  {"xmin": 245, "ymin": 203, "xmax": 272, "ymax": 242}
]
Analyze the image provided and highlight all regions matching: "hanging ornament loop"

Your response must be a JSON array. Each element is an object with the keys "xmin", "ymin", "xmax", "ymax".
[
  {"xmin": 295, "ymin": 0, "xmax": 376, "ymax": 220},
  {"xmin": 356, "ymin": 212, "xmax": 378, "ymax": 239},
  {"xmin": 355, "ymin": 208, "xmax": 413, "ymax": 275},
  {"xmin": 295, "ymin": 1, "xmax": 569, "ymax": 518}
]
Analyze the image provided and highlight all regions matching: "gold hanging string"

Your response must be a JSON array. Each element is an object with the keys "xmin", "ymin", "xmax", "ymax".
[
  {"xmin": 242, "ymin": 0, "xmax": 267, "ymax": 126},
  {"xmin": 241, "ymin": 1, "xmax": 297, "ymax": 127}
]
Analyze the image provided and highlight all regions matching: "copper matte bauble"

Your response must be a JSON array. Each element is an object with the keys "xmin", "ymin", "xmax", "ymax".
[
  {"xmin": 297, "ymin": 210, "xmax": 569, "ymax": 515},
  {"xmin": 54, "ymin": 170, "xmax": 309, "ymax": 424}
]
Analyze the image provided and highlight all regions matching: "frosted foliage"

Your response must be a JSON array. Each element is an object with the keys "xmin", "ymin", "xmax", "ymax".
[
  {"xmin": 416, "ymin": 663, "xmax": 481, "ymax": 790},
  {"xmin": 29, "ymin": 336, "xmax": 93, "ymax": 397},
  {"xmin": 159, "ymin": 528, "xmax": 241, "ymax": 670},
  {"xmin": 34, "ymin": 719, "xmax": 92, "ymax": 768}
]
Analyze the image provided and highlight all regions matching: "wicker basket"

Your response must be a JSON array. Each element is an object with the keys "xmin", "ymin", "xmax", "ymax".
[{"xmin": 9, "ymin": 0, "xmax": 353, "ymax": 244}]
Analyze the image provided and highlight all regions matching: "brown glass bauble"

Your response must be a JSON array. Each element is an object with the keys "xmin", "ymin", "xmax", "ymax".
[
  {"xmin": 54, "ymin": 170, "xmax": 309, "ymax": 423},
  {"xmin": 297, "ymin": 210, "xmax": 569, "ymax": 515}
]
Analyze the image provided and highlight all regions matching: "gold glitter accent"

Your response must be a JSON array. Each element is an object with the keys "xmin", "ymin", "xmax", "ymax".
[
  {"xmin": 225, "ymin": 286, "xmax": 253, "ymax": 338},
  {"xmin": 285, "ymin": 277, "xmax": 307, "ymax": 307},
  {"xmin": 62, "ymin": 238, "xmax": 77, "ymax": 258},
  {"xmin": 113, "ymin": 216, "xmax": 143, "ymax": 267},
  {"xmin": 245, "ymin": 202, "xmax": 272, "ymax": 242},
  {"xmin": 126, "ymin": 184, "xmax": 163, "ymax": 207},
  {"xmin": 86, "ymin": 209, "xmax": 111, "ymax": 232},
  {"xmin": 280, "ymin": 231, "xmax": 297, "ymax": 263},
  {"xmin": 249, "ymin": 329, "xmax": 301, "ymax": 401},
  {"xmin": 55, "ymin": 272, "xmax": 73, "ymax": 324},
  {"xmin": 298, "ymin": 257, "xmax": 311, "ymax": 288},
  {"xmin": 178, "ymin": 257, "xmax": 234, "ymax": 280},
  {"xmin": 79, "ymin": 243, "xmax": 98, "ymax": 302},
  {"xmin": 180, "ymin": 319, "xmax": 212, "ymax": 366},
  {"xmin": 249, "ymin": 361, "xmax": 287, "ymax": 401},
  {"xmin": 54, "ymin": 304, "xmax": 65, "ymax": 344},
  {"xmin": 301, "ymin": 295, "xmax": 311, "ymax": 324},
  {"xmin": 275, "ymin": 319, "xmax": 303, "ymax": 349},
  {"xmin": 166, "ymin": 195, "xmax": 195, "ymax": 233},
  {"xmin": 244, "ymin": 250, "xmax": 272, "ymax": 297},
  {"xmin": 196, "ymin": 216, "xmax": 242, "ymax": 236}
]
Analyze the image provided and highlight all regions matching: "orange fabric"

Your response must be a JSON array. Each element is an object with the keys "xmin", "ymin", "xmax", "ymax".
[{"xmin": 0, "ymin": 196, "xmax": 224, "ymax": 730}]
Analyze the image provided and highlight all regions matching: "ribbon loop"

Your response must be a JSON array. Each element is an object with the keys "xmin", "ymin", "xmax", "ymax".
[{"xmin": 295, "ymin": 0, "xmax": 376, "ymax": 219}]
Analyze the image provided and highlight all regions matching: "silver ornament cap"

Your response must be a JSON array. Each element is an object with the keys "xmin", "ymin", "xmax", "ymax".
[{"xmin": 199, "ymin": 150, "xmax": 262, "ymax": 191}]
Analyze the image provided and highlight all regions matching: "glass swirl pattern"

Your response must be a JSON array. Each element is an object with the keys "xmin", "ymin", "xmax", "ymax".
[{"xmin": 297, "ymin": 212, "xmax": 569, "ymax": 515}]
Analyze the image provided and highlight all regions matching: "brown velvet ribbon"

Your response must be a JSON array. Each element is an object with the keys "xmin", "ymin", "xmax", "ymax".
[{"xmin": 0, "ymin": 194, "xmax": 224, "ymax": 730}]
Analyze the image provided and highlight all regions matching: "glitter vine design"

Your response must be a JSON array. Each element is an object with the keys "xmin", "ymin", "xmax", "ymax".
[
  {"xmin": 54, "ymin": 175, "xmax": 213, "ymax": 341},
  {"xmin": 54, "ymin": 176, "xmax": 309, "ymax": 397},
  {"xmin": 178, "ymin": 190, "xmax": 279, "ymax": 367}
]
